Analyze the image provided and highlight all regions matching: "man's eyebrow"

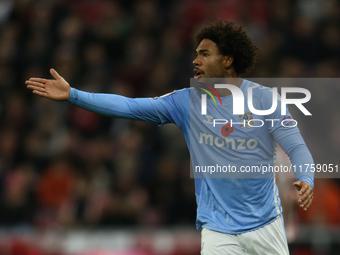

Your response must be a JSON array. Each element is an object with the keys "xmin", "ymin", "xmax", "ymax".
[{"xmin": 195, "ymin": 49, "xmax": 210, "ymax": 54}]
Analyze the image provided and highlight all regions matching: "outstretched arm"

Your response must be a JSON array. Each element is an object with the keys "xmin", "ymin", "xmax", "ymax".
[
  {"xmin": 26, "ymin": 68, "xmax": 71, "ymax": 101},
  {"xmin": 26, "ymin": 69, "xmax": 183, "ymax": 125}
]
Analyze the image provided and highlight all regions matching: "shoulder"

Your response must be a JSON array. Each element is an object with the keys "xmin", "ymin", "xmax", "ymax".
[
  {"xmin": 153, "ymin": 87, "xmax": 191, "ymax": 101},
  {"xmin": 149, "ymin": 88, "xmax": 192, "ymax": 115}
]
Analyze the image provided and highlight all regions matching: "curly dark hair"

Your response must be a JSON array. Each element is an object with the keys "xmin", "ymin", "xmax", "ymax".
[{"xmin": 195, "ymin": 20, "xmax": 258, "ymax": 76}]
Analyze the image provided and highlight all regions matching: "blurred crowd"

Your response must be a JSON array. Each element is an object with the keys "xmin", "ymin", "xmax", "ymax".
[{"xmin": 0, "ymin": 0, "xmax": 340, "ymax": 251}]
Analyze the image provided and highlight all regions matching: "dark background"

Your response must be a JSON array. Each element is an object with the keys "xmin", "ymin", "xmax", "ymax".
[{"xmin": 0, "ymin": 0, "xmax": 339, "ymax": 254}]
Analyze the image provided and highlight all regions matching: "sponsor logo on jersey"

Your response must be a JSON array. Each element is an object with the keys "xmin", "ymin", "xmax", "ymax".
[{"xmin": 199, "ymin": 132, "xmax": 258, "ymax": 150}]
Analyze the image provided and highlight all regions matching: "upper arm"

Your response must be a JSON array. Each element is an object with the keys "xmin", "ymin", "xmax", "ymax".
[{"xmin": 67, "ymin": 87, "xmax": 188, "ymax": 126}]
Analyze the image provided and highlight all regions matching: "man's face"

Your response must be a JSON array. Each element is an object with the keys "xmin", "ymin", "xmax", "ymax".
[{"xmin": 193, "ymin": 39, "xmax": 227, "ymax": 78}]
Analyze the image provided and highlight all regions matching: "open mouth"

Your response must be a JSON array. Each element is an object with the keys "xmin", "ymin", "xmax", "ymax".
[{"xmin": 194, "ymin": 69, "xmax": 203, "ymax": 78}]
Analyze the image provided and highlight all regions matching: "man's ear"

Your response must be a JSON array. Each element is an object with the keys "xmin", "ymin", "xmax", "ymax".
[{"xmin": 224, "ymin": 56, "xmax": 234, "ymax": 69}]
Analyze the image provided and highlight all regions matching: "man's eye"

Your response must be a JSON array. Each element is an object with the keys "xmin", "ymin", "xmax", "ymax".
[{"xmin": 203, "ymin": 53, "xmax": 209, "ymax": 57}]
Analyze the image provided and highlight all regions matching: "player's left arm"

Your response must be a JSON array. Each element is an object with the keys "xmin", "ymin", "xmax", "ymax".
[
  {"xmin": 276, "ymin": 132, "xmax": 314, "ymax": 211},
  {"xmin": 261, "ymin": 88, "xmax": 314, "ymax": 211}
]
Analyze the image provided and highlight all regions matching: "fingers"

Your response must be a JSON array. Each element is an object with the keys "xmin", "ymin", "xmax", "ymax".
[
  {"xmin": 304, "ymin": 194, "xmax": 313, "ymax": 210},
  {"xmin": 50, "ymin": 68, "xmax": 61, "ymax": 80},
  {"xmin": 25, "ymin": 80, "xmax": 45, "ymax": 88},
  {"xmin": 28, "ymin": 77, "xmax": 48, "ymax": 83},
  {"xmin": 299, "ymin": 189, "xmax": 312, "ymax": 206},
  {"xmin": 295, "ymin": 181, "xmax": 313, "ymax": 210},
  {"xmin": 26, "ymin": 80, "xmax": 46, "ymax": 93},
  {"xmin": 26, "ymin": 68, "xmax": 60, "ymax": 83},
  {"xmin": 27, "ymin": 85, "xmax": 46, "ymax": 93},
  {"xmin": 32, "ymin": 90, "xmax": 48, "ymax": 97},
  {"xmin": 26, "ymin": 80, "xmax": 47, "ymax": 96}
]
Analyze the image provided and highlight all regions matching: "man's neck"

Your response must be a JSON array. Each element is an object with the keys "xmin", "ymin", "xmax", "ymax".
[{"xmin": 225, "ymin": 69, "xmax": 238, "ymax": 78}]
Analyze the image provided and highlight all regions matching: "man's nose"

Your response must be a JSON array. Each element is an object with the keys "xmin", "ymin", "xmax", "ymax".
[{"xmin": 193, "ymin": 57, "xmax": 202, "ymax": 66}]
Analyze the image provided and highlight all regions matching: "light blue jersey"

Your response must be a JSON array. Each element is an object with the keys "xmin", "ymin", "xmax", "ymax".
[{"xmin": 67, "ymin": 79, "xmax": 314, "ymax": 234}]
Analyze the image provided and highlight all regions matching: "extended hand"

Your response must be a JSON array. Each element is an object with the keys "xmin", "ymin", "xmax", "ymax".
[
  {"xmin": 25, "ymin": 68, "xmax": 70, "ymax": 101},
  {"xmin": 293, "ymin": 180, "xmax": 313, "ymax": 210}
]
